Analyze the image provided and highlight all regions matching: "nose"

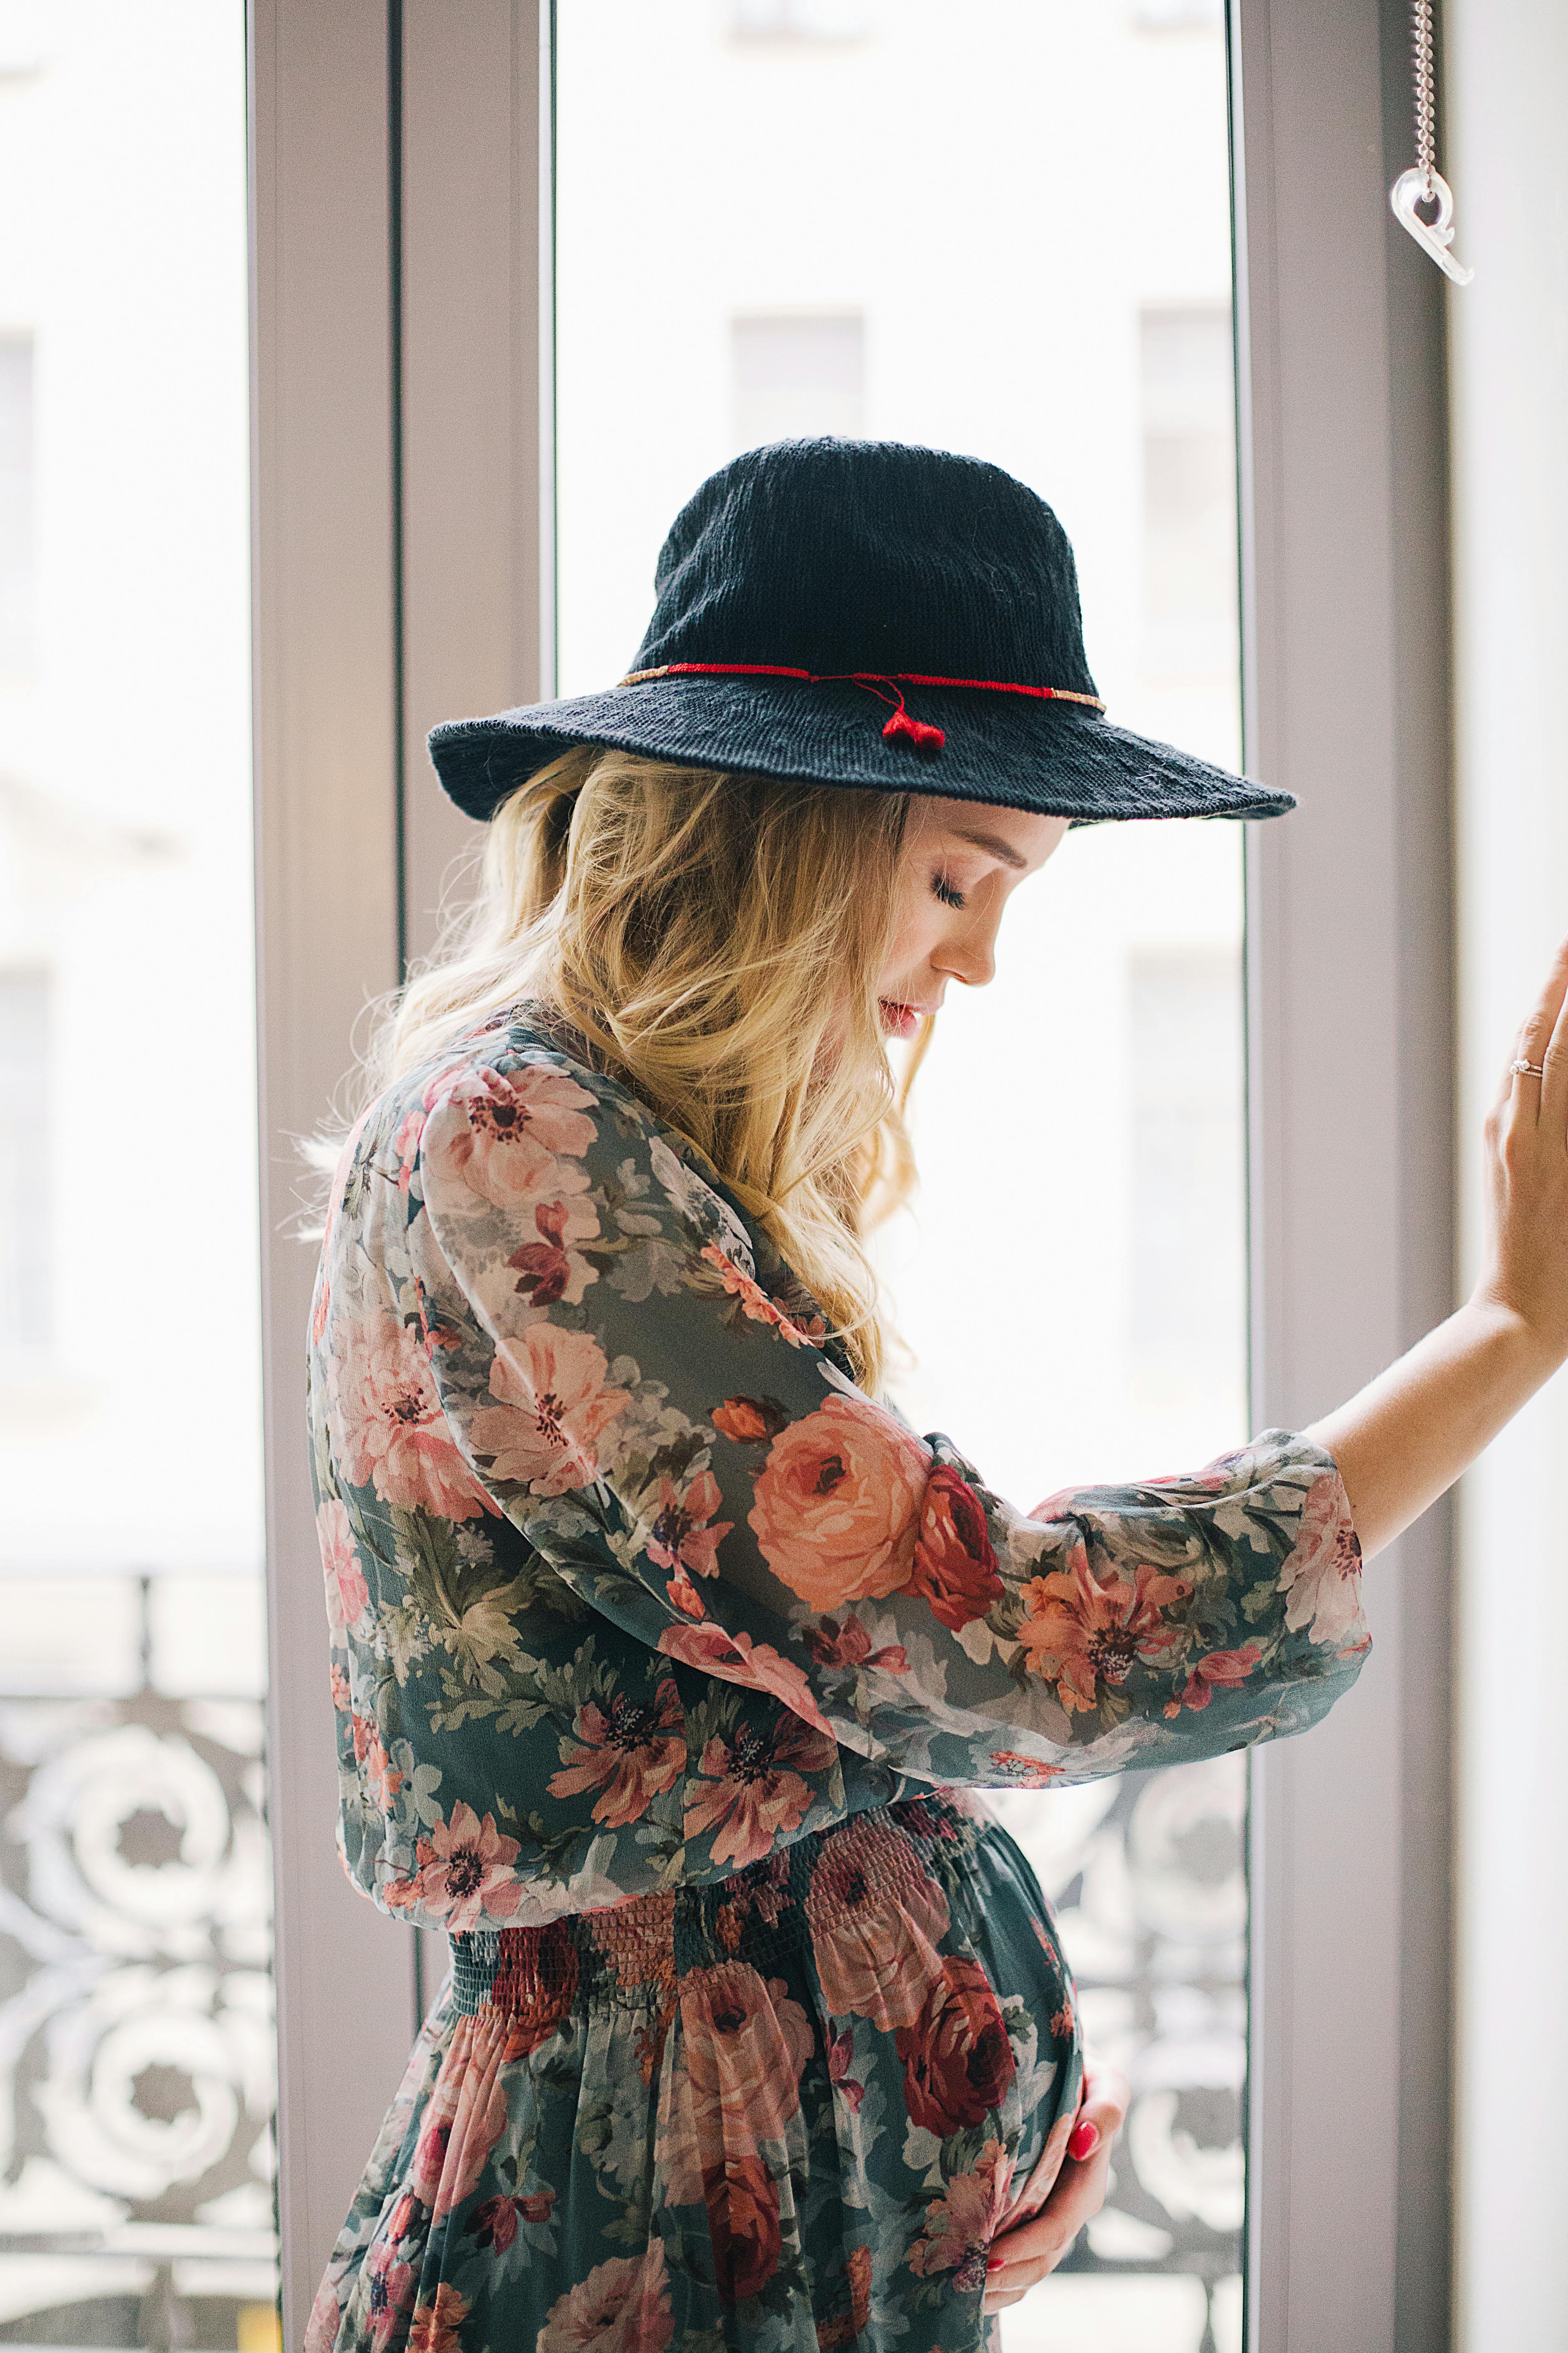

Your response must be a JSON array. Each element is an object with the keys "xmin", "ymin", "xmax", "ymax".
[{"xmin": 935, "ymin": 916, "xmax": 998, "ymax": 990}]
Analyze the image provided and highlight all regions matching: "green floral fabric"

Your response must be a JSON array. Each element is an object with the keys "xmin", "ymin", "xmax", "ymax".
[{"xmin": 305, "ymin": 1006, "xmax": 1369, "ymax": 2353}]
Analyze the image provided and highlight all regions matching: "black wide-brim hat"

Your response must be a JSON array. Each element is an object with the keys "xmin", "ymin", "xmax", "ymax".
[{"xmin": 428, "ymin": 438, "xmax": 1291, "ymax": 827}]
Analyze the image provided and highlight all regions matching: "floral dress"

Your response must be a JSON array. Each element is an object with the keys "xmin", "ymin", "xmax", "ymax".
[{"xmin": 305, "ymin": 1004, "xmax": 1370, "ymax": 2353}]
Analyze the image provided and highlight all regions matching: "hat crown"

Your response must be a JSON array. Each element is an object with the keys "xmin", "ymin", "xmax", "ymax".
[{"xmin": 632, "ymin": 437, "xmax": 1100, "ymax": 697}]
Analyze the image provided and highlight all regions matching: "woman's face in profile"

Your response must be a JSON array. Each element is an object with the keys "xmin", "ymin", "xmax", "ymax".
[{"xmin": 876, "ymin": 794, "xmax": 1068, "ymax": 1039}]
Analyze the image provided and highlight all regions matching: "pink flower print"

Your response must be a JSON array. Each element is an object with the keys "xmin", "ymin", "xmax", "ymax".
[
  {"xmin": 362, "ymin": 1730, "xmax": 404, "ymax": 1811},
  {"xmin": 1163, "ymin": 1642, "xmax": 1264, "ymax": 1718},
  {"xmin": 1017, "ymin": 1544, "xmax": 1191, "ymax": 1715},
  {"xmin": 700, "ymin": 1244, "xmax": 811, "ymax": 1344},
  {"xmin": 802, "ymin": 1611, "xmax": 909, "ymax": 1674},
  {"xmin": 748, "ymin": 1394, "xmax": 930, "ymax": 1612},
  {"xmin": 535, "ymin": 2242, "xmax": 673, "ymax": 2353},
  {"xmin": 802, "ymin": 1815, "xmax": 950, "ymax": 2031},
  {"xmin": 905, "ymin": 2139, "xmax": 1013, "ymax": 2288},
  {"xmin": 406, "ymin": 1801, "xmax": 523, "ymax": 1933},
  {"xmin": 467, "ymin": 1325, "xmax": 630, "ymax": 1498},
  {"xmin": 1277, "ymin": 1472, "xmax": 1366, "ymax": 1646},
  {"xmin": 407, "ymin": 2282, "xmax": 469, "ymax": 2353},
  {"xmin": 304, "ymin": 2287, "xmax": 342, "ymax": 2353},
  {"xmin": 656, "ymin": 1621, "xmax": 836, "ymax": 1741},
  {"xmin": 317, "ymin": 1498, "xmax": 370, "ymax": 1641},
  {"xmin": 682, "ymin": 1714, "xmax": 837, "ymax": 1869},
  {"xmin": 547, "ymin": 1679, "xmax": 687, "ymax": 1828},
  {"xmin": 679, "ymin": 1961, "xmax": 815, "ymax": 2157},
  {"xmin": 329, "ymin": 1661, "xmax": 352, "ymax": 1714},
  {"xmin": 393, "ymin": 1104, "xmax": 424, "ymax": 1195},
  {"xmin": 407, "ymin": 2027, "xmax": 512, "ymax": 2219},
  {"xmin": 432, "ymin": 1062, "xmax": 599, "ymax": 1210},
  {"xmin": 647, "ymin": 1470, "xmax": 733, "ymax": 1582},
  {"xmin": 827, "ymin": 2026, "xmax": 866, "ymax": 2112},
  {"xmin": 328, "ymin": 1312, "xmax": 489, "ymax": 1520},
  {"xmin": 362, "ymin": 2236, "xmax": 417, "ymax": 2352}
]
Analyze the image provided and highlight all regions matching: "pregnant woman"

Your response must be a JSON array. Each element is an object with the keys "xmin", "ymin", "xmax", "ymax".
[{"xmin": 306, "ymin": 439, "xmax": 1568, "ymax": 2353}]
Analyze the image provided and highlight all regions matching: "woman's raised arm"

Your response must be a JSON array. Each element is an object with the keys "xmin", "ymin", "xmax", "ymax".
[
  {"xmin": 401, "ymin": 1025, "xmax": 1371, "ymax": 1793},
  {"xmin": 1308, "ymin": 936, "xmax": 1568, "ymax": 1560}
]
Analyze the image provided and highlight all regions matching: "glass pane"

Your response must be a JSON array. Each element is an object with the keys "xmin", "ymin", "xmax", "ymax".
[
  {"xmin": 0, "ymin": 8, "xmax": 273, "ymax": 2350},
  {"xmin": 555, "ymin": 4, "xmax": 1246, "ymax": 2344}
]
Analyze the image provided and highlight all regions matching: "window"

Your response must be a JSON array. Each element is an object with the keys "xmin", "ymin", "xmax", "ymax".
[
  {"xmin": 1134, "ymin": 0, "xmax": 1223, "ymax": 30},
  {"xmin": 0, "ymin": 7, "xmax": 271, "ymax": 2348},
  {"xmin": 731, "ymin": 0, "xmax": 870, "ymax": 41},
  {"xmin": 1128, "ymin": 948, "xmax": 1246, "ymax": 1450},
  {"xmin": 557, "ymin": 6, "xmax": 1249, "ymax": 2342},
  {"xmin": 732, "ymin": 312, "xmax": 865, "ymax": 449},
  {"xmin": 0, "ymin": 966, "xmax": 48, "ymax": 1350},
  {"xmin": 1139, "ymin": 309, "xmax": 1239, "ymax": 690},
  {"xmin": 0, "ymin": 335, "xmax": 34, "ymax": 671}
]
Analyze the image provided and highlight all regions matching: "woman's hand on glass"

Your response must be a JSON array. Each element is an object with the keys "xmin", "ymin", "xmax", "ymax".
[
  {"xmin": 1473, "ymin": 933, "xmax": 1568, "ymax": 1357},
  {"xmin": 980, "ymin": 2053, "xmax": 1131, "ymax": 2318},
  {"xmin": 1308, "ymin": 936, "xmax": 1568, "ymax": 1561}
]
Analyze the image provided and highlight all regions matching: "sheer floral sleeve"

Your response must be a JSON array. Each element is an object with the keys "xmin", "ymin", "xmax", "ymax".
[{"xmin": 394, "ymin": 1022, "xmax": 1370, "ymax": 1796}]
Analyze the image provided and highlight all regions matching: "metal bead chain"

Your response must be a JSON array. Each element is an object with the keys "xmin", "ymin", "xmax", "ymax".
[{"xmin": 1410, "ymin": 0, "xmax": 1437, "ymax": 200}]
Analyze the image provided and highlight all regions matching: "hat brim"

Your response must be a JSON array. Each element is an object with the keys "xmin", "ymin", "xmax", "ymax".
[{"xmin": 427, "ymin": 674, "xmax": 1292, "ymax": 826}]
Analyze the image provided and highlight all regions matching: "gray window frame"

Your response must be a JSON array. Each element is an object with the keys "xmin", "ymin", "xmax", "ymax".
[{"xmin": 249, "ymin": 1, "xmax": 1456, "ymax": 2341}]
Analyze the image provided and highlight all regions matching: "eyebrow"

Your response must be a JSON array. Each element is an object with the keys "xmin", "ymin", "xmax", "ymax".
[{"xmin": 950, "ymin": 825, "xmax": 1030, "ymax": 872}]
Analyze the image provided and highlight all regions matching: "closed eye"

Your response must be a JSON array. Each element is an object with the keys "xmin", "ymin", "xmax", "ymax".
[{"xmin": 932, "ymin": 873, "xmax": 966, "ymax": 910}]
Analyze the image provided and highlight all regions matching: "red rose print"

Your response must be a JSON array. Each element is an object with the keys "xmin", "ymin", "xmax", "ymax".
[
  {"xmin": 704, "ymin": 2153, "xmax": 782, "ymax": 2305},
  {"xmin": 895, "ymin": 1954, "xmax": 1016, "ymax": 2135},
  {"xmin": 906, "ymin": 1465, "xmax": 1005, "ymax": 1631}
]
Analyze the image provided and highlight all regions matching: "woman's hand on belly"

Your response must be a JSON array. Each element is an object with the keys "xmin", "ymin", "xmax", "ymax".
[{"xmin": 980, "ymin": 2051, "xmax": 1131, "ymax": 2319}]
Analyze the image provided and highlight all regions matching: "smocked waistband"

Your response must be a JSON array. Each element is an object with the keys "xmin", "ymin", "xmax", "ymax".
[{"xmin": 448, "ymin": 1792, "xmax": 986, "ymax": 2018}]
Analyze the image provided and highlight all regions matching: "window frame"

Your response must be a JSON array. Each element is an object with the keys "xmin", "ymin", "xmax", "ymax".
[{"xmin": 250, "ymin": 1, "xmax": 1456, "ymax": 2341}]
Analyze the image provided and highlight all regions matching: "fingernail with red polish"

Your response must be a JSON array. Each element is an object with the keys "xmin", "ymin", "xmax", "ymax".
[{"xmin": 1068, "ymin": 2121, "xmax": 1099, "ymax": 2162}]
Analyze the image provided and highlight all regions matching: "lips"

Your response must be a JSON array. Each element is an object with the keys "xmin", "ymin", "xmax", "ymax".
[{"xmin": 878, "ymin": 1000, "xmax": 932, "ymax": 1040}]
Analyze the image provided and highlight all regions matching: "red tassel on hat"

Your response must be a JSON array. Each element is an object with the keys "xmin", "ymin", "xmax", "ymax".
[{"xmin": 882, "ymin": 707, "xmax": 945, "ymax": 753}]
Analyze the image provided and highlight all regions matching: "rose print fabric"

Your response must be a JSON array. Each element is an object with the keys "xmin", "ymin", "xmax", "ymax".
[
  {"xmin": 306, "ymin": 1004, "xmax": 1370, "ymax": 2353},
  {"xmin": 309, "ymin": 1798, "xmax": 1081, "ymax": 2353}
]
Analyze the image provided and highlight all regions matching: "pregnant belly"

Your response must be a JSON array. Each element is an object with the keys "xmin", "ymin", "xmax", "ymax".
[{"xmin": 923, "ymin": 1798, "xmax": 1085, "ymax": 2224}]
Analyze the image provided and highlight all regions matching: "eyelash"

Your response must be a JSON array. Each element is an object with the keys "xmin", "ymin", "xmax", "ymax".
[{"xmin": 932, "ymin": 872, "xmax": 966, "ymax": 910}]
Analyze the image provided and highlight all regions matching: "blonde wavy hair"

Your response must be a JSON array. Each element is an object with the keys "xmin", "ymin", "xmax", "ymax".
[{"xmin": 363, "ymin": 746, "xmax": 930, "ymax": 1391}]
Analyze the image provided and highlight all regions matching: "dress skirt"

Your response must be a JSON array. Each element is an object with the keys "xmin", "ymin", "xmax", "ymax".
[{"xmin": 308, "ymin": 1794, "xmax": 1083, "ymax": 2353}]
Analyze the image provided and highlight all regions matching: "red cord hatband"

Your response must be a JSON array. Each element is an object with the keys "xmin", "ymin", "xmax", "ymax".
[{"xmin": 616, "ymin": 661, "xmax": 1106, "ymax": 757}]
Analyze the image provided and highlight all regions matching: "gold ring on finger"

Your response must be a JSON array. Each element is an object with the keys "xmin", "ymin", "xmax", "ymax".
[{"xmin": 1510, "ymin": 1059, "xmax": 1546, "ymax": 1078}]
